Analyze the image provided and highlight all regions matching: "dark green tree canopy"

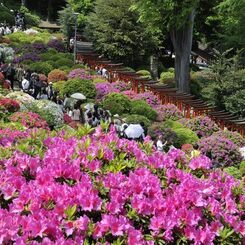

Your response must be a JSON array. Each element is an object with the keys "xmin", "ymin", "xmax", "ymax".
[{"xmin": 85, "ymin": 0, "xmax": 155, "ymax": 66}]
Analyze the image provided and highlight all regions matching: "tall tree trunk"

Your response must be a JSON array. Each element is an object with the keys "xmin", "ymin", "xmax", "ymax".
[
  {"xmin": 47, "ymin": 0, "xmax": 53, "ymax": 21},
  {"xmin": 170, "ymin": 9, "xmax": 195, "ymax": 93},
  {"xmin": 150, "ymin": 55, "xmax": 159, "ymax": 80}
]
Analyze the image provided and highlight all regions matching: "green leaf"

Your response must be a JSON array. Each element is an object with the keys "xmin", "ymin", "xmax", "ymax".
[{"xmin": 65, "ymin": 204, "xmax": 77, "ymax": 220}]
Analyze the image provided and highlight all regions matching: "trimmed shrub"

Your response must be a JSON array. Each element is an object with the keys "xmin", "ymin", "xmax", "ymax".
[
  {"xmin": 55, "ymin": 58, "xmax": 74, "ymax": 69},
  {"xmin": 163, "ymin": 120, "xmax": 199, "ymax": 148},
  {"xmin": 62, "ymin": 79, "xmax": 96, "ymax": 99},
  {"xmin": 53, "ymin": 80, "xmax": 66, "ymax": 93},
  {"xmin": 173, "ymin": 128, "xmax": 199, "ymax": 149},
  {"xmin": 48, "ymin": 69, "xmax": 67, "ymax": 83},
  {"xmin": 124, "ymin": 114, "xmax": 151, "ymax": 128},
  {"xmin": 102, "ymin": 93, "xmax": 131, "ymax": 115},
  {"xmin": 163, "ymin": 119, "xmax": 184, "ymax": 130},
  {"xmin": 136, "ymin": 70, "xmax": 151, "ymax": 79},
  {"xmin": 160, "ymin": 70, "xmax": 175, "ymax": 86},
  {"xmin": 130, "ymin": 100, "xmax": 158, "ymax": 121},
  {"xmin": 39, "ymin": 50, "xmax": 58, "ymax": 61},
  {"xmin": 198, "ymin": 136, "xmax": 243, "ymax": 168},
  {"xmin": 29, "ymin": 62, "xmax": 53, "ymax": 76},
  {"xmin": 183, "ymin": 116, "xmax": 219, "ymax": 138}
]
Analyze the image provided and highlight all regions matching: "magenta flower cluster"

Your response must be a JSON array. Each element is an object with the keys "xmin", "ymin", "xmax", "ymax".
[
  {"xmin": 123, "ymin": 90, "xmax": 160, "ymax": 108},
  {"xmin": 0, "ymin": 127, "xmax": 244, "ymax": 244},
  {"xmin": 68, "ymin": 69, "xmax": 92, "ymax": 80},
  {"xmin": 154, "ymin": 104, "xmax": 184, "ymax": 121},
  {"xmin": 0, "ymin": 128, "xmax": 28, "ymax": 147},
  {"xmin": 95, "ymin": 82, "xmax": 119, "ymax": 100},
  {"xmin": 184, "ymin": 116, "xmax": 219, "ymax": 138},
  {"xmin": 198, "ymin": 135, "xmax": 243, "ymax": 168}
]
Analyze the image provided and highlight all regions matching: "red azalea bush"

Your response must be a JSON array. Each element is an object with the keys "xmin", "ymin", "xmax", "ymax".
[
  {"xmin": 0, "ymin": 98, "xmax": 20, "ymax": 113},
  {"xmin": 0, "ymin": 127, "xmax": 244, "ymax": 244},
  {"xmin": 48, "ymin": 69, "xmax": 67, "ymax": 83},
  {"xmin": 64, "ymin": 113, "xmax": 72, "ymax": 124},
  {"xmin": 10, "ymin": 112, "xmax": 49, "ymax": 129}
]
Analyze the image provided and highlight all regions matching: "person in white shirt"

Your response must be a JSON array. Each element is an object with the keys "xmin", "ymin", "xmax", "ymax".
[
  {"xmin": 22, "ymin": 77, "xmax": 30, "ymax": 91},
  {"xmin": 102, "ymin": 68, "xmax": 107, "ymax": 78},
  {"xmin": 156, "ymin": 135, "xmax": 167, "ymax": 151},
  {"xmin": 72, "ymin": 105, "xmax": 81, "ymax": 121}
]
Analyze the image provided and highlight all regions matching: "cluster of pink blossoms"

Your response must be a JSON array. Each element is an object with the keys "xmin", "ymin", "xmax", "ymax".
[{"xmin": 0, "ymin": 127, "xmax": 244, "ymax": 244}]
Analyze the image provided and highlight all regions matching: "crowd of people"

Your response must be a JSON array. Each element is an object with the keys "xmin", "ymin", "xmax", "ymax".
[{"xmin": 0, "ymin": 11, "xmax": 26, "ymax": 37}]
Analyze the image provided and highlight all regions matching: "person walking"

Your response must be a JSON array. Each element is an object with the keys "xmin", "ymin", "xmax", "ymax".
[{"xmin": 46, "ymin": 82, "xmax": 54, "ymax": 100}]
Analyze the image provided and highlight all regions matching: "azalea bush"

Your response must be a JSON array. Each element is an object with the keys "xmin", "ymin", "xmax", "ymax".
[
  {"xmin": 136, "ymin": 70, "xmax": 151, "ymax": 79},
  {"xmin": 26, "ymin": 100, "xmax": 64, "ymax": 128},
  {"xmin": 0, "ymin": 126, "xmax": 244, "ymax": 244},
  {"xmin": 198, "ymin": 135, "xmax": 243, "ymax": 168},
  {"xmin": 62, "ymin": 79, "xmax": 96, "ymax": 99},
  {"xmin": 0, "ymin": 97, "xmax": 20, "ymax": 112},
  {"xmin": 148, "ymin": 123, "xmax": 177, "ymax": 150},
  {"xmin": 31, "ymin": 41, "xmax": 48, "ymax": 53},
  {"xmin": 163, "ymin": 120, "xmax": 199, "ymax": 148},
  {"xmin": 96, "ymin": 82, "xmax": 119, "ymax": 100},
  {"xmin": 124, "ymin": 91, "xmax": 160, "ymax": 108},
  {"xmin": 131, "ymin": 100, "xmax": 158, "ymax": 121},
  {"xmin": 10, "ymin": 112, "xmax": 49, "ymax": 129},
  {"xmin": 29, "ymin": 61, "xmax": 53, "ymax": 76},
  {"xmin": 14, "ymin": 52, "xmax": 41, "ymax": 64},
  {"xmin": 47, "ymin": 39, "xmax": 66, "ymax": 52},
  {"xmin": 124, "ymin": 114, "xmax": 151, "ymax": 128},
  {"xmin": 183, "ymin": 116, "xmax": 219, "ymax": 138},
  {"xmin": 212, "ymin": 130, "xmax": 245, "ymax": 147},
  {"xmin": 48, "ymin": 69, "xmax": 67, "ymax": 83},
  {"xmin": 6, "ymin": 91, "xmax": 34, "ymax": 111},
  {"xmin": 112, "ymin": 81, "xmax": 131, "ymax": 92},
  {"xmin": 156, "ymin": 104, "xmax": 184, "ymax": 121},
  {"xmin": 102, "ymin": 93, "xmax": 131, "ymax": 115},
  {"xmin": 68, "ymin": 69, "xmax": 92, "ymax": 80}
]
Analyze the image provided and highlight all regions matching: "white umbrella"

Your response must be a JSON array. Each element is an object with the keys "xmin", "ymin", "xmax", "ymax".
[
  {"xmin": 124, "ymin": 124, "xmax": 144, "ymax": 139},
  {"xmin": 71, "ymin": 93, "xmax": 86, "ymax": 100}
]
